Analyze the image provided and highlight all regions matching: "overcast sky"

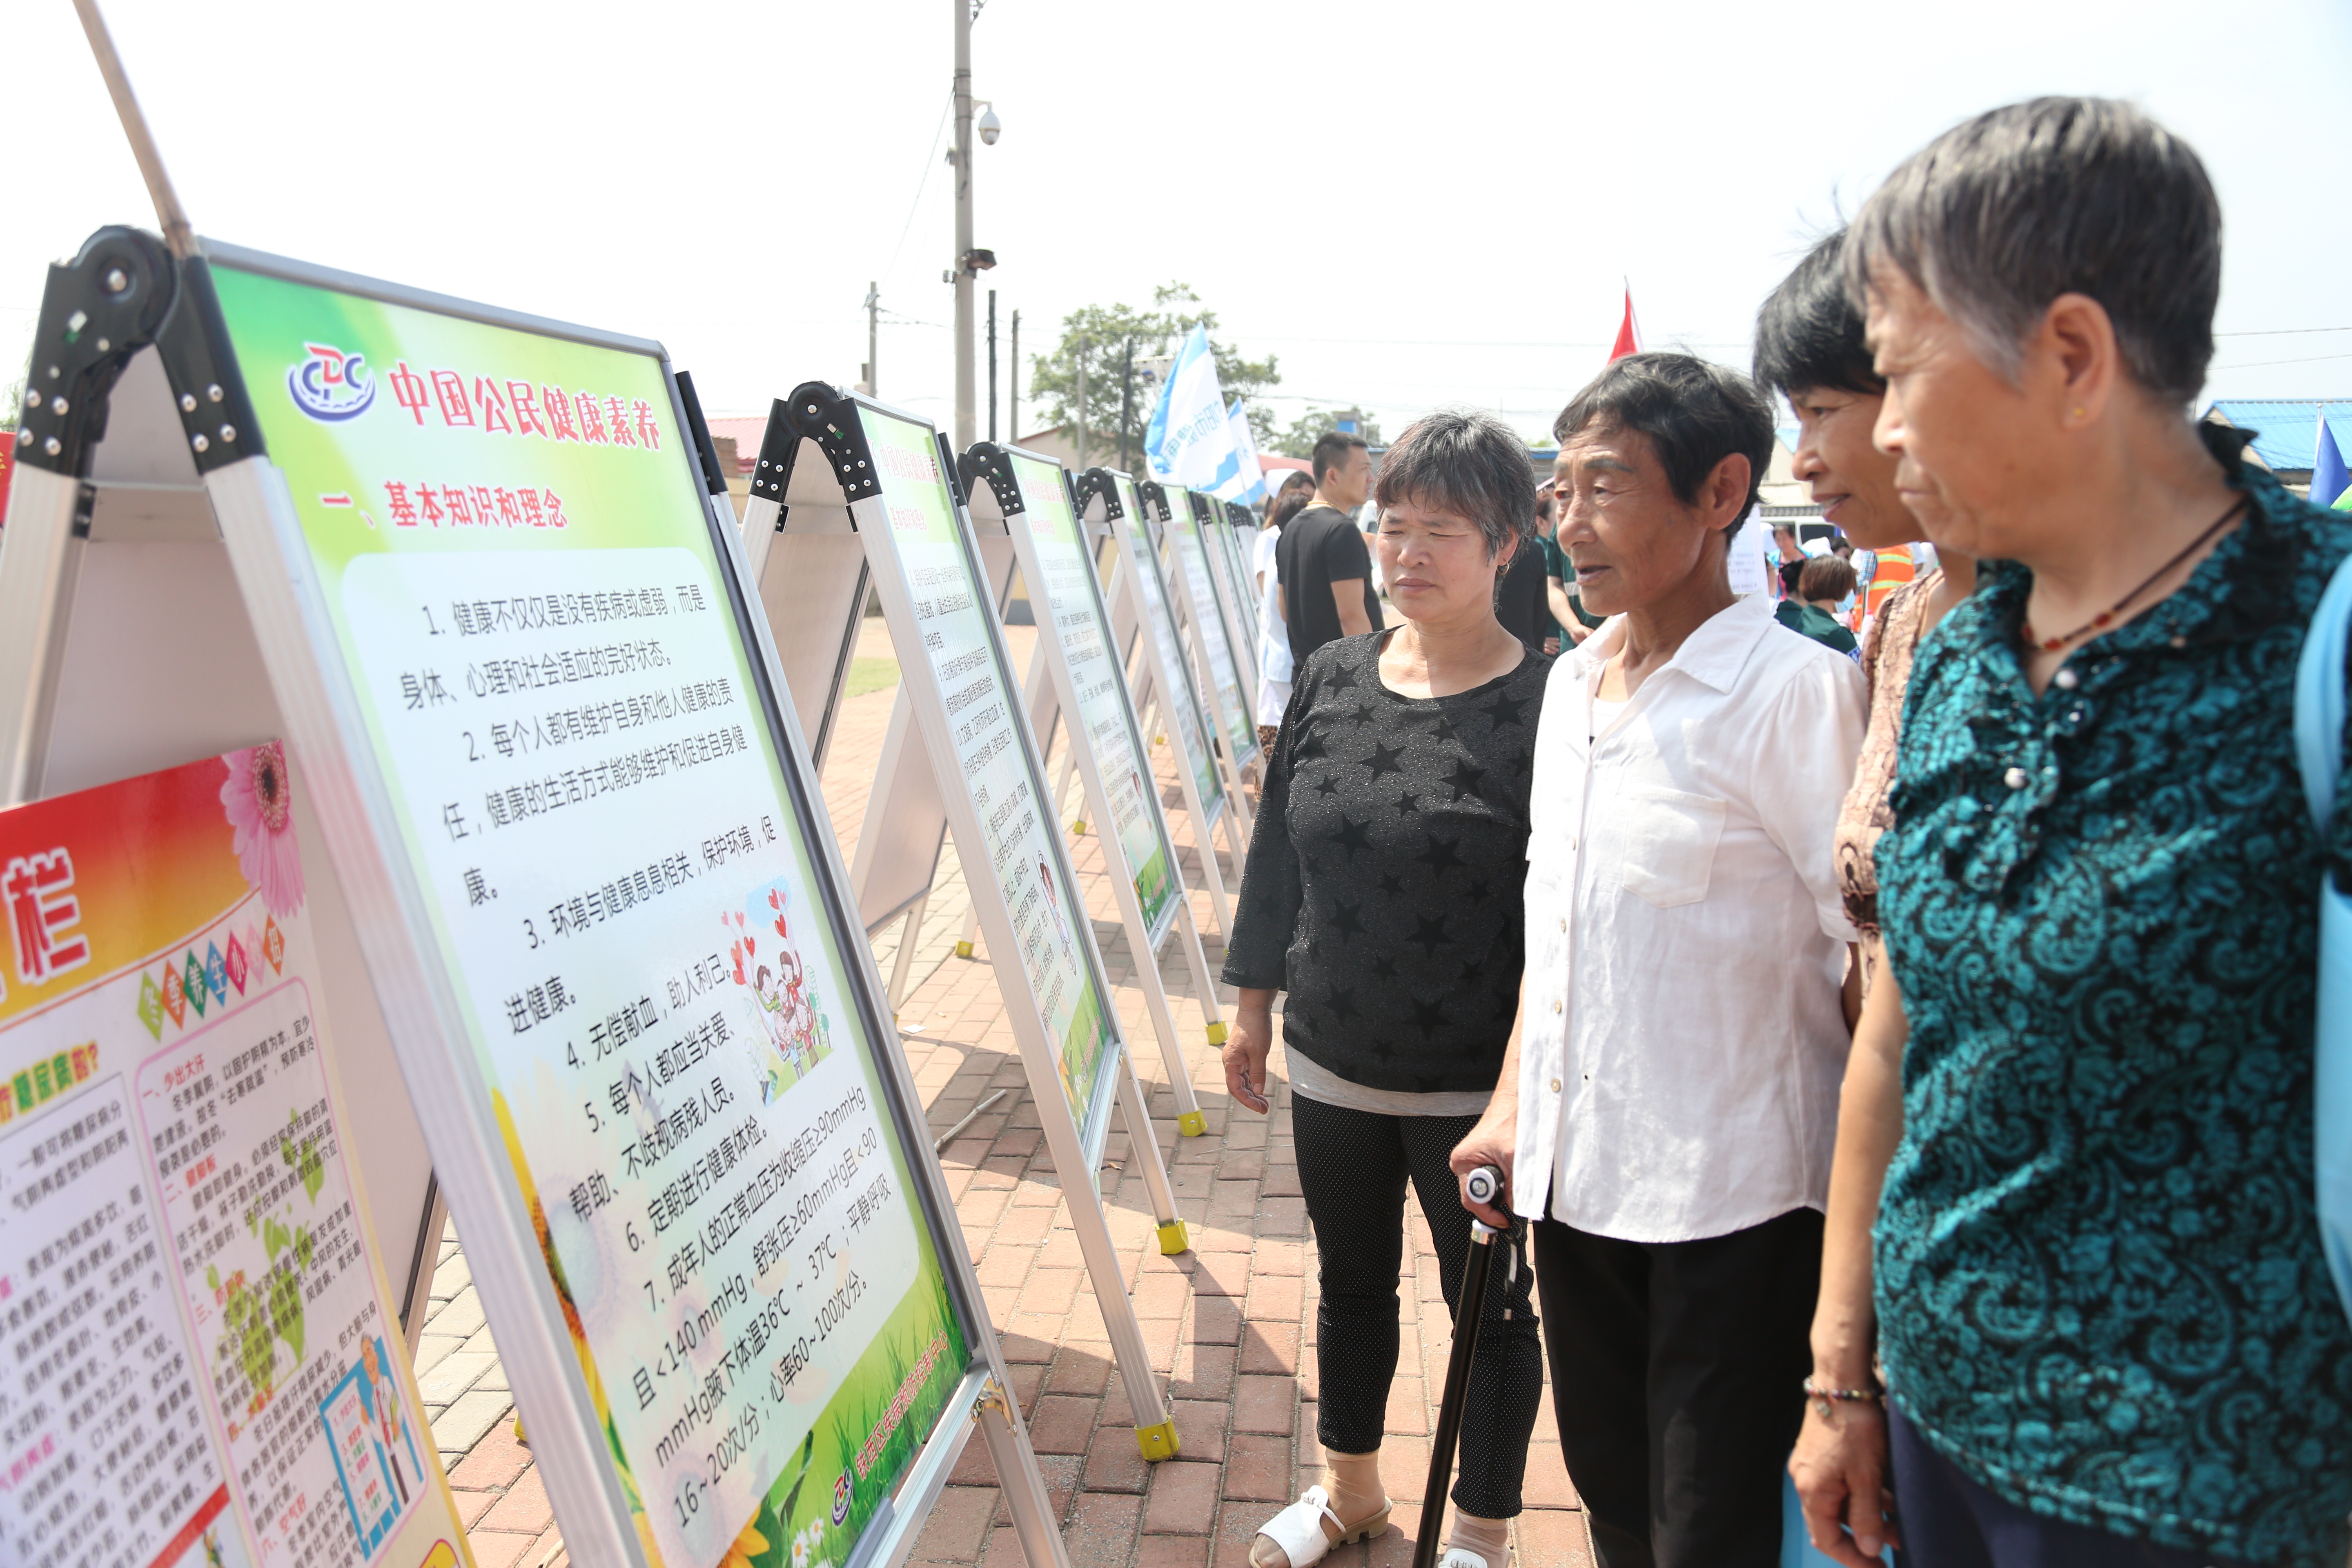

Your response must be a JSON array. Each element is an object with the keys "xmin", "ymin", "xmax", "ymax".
[{"xmin": 9, "ymin": 0, "xmax": 2350, "ymax": 447}]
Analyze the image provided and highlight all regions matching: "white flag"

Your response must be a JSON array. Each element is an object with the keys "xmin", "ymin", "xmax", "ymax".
[
  {"xmin": 1144, "ymin": 325, "xmax": 1245, "ymax": 498},
  {"xmin": 1225, "ymin": 400, "xmax": 1267, "ymax": 503}
]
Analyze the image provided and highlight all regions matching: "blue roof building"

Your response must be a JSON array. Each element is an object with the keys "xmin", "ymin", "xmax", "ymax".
[{"xmin": 2202, "ymin": 399, "xmax": 2348, "ymax": 483}]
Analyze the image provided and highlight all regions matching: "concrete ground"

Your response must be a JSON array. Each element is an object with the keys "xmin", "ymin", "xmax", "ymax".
[{"xmin": 410, "ymin": 621, "xmax": 1595, "ymax": 1568}]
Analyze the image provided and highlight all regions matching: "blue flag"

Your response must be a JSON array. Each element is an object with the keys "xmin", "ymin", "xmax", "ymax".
[{"xmin": 2318, "ymin": 411, "xmax": 2351, "ymax": 511}]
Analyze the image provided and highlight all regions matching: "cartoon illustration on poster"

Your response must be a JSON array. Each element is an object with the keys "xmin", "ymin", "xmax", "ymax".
[{"xmin": 726, "ymin": 881, "xmax": 834, "ymax": 1102}]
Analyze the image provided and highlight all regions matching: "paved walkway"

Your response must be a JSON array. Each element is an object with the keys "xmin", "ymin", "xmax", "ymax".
[{"xmin": 411, "ymin": 624, "xmax": 1595, "ymax": 1568}]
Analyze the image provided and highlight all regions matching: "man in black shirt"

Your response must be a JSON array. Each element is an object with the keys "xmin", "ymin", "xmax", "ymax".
[{"xmin": 1277, "ymin": 430, "xmax": 1381, "ymax": 664}]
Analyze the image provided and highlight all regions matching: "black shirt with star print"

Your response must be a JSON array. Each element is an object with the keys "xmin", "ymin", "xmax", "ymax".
[{"xmin": 1221, "ymin": 628, "xmax": 1550, "ymax": 1095}]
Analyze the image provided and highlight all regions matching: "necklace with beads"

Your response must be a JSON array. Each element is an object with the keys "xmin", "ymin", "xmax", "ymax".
[{"xmin": 2020, "ymin": 495, "xmax": 2246, "ymax": 654}]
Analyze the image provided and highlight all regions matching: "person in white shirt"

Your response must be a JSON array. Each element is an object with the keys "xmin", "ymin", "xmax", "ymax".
[
  {"xmin": 1450, "ymin": 352, "xmax": 1865, "ymax": 1568},
  {"xmin": 1255, "ymin": 471, "xmax": 1314, "ymax": 752}
]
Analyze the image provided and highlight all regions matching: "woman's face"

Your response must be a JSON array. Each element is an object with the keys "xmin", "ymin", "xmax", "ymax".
[
  {"xmin": 1863, "ymin": 267, "xmax": 2039, "ymax": 560},
  {"xmin": 1786, "ymin": 385, "xmax": 1915, "ymax": 551},
  {"xmin": 1376, "ymin": 498, "xmax": 1506, "ymax": 626}
]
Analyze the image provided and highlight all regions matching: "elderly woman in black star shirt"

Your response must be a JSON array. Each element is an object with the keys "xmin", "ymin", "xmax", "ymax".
[{"xmin": 1223, "ymin": 409, "xmax": 1550, "ymax": 1568}]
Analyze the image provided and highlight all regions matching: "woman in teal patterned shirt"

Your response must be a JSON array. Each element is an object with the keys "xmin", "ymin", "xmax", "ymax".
[{"xmin": 1809, "ymin": 98, "xmax": 2352, "ymax": 1567}]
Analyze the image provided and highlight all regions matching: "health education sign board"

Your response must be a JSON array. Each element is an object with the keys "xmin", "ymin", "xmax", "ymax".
[
  {"xmin": 1156, "ymin": 484, "xmax": 1258, "ymax": 768},
  {"xmin": 851, "ymin": 414, "xmax": 1116, "ymax": 1133},
  {"xmin": 998, "ymin": 449, "xmax": 1177, "ymax": 947},
  {"xmin": 210, "ymin": 263, "xmax": 967, "ymax": 1568},
  {"xmin": 1104, "ymin": 477, "xmax": 1226, "ymax": 833},
  {"xmin": 0, "ymin": 748, "xmax": 470, "ymax": 1568}
]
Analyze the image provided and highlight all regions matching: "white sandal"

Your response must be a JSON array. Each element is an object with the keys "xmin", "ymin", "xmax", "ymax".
[
  {"xmin": 1437, "ymin": 1550, "xmax": 1497, "ymax": 1568},
  {"xmin": 1252, "ymin": 1485, "xmax": 1393, "ymax": 1568}
]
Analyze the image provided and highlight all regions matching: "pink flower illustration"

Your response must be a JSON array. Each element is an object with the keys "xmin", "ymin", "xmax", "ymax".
[{"xmin": 221, "ymin": 741, "xmax": 305, "ymax": 917}]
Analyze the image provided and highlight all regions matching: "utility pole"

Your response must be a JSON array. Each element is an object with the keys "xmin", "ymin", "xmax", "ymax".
[
  {"xmin": 987, "ymin": 289, "xmax": 998, "ymax": 444},
  {"xmin": 1117, "ymin": 338, "xmax": 1135, "ymax": 473},
  {"xmin": 951, "ymin": 0, "xmax": 976, "ymax": 450},
  {"xmin": 862, "ymin": 281, "xmax": 878, "ymax": 395},
  {"xmin": 1009, "ymin": 310, "xmax": 1020, "ymax": 443},
  {"xmin": 1075, "ymin": 335, "xmax": 1089, "ymax": 468}
]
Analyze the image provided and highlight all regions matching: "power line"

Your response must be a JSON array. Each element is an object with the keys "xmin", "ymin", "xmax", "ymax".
[
  {"xmin": 2212, "ymin": 351, "xmax": 2352, "ymax": 371},
  {"xmin": 2216, "ymin": 326, "xmax": 2352, "ymax": 337},
  {"xmin": 875, "ymin": 92, "xmax": 954, "ymax": 288}
]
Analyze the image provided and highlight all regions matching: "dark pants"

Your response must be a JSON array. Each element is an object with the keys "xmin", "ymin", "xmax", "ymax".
[
  {"xmin": 1887, "ymin": 1405, "xmax": 2252, "ymax": 1568},
  {"xmin": 1532, "ymin": 1208, "xmax": 1822, "ymax": 1568},
  {"xmin": 1292, "ymin": 1093, "xmax": 1544, "ymax": 1517}
]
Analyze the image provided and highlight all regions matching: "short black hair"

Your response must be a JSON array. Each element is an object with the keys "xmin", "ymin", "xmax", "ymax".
[
  {"xmin": 1371, "ymin": 408, "xmax": 1536, "ymax": 560},
  {"xmin": 1553, "ymin": 352, "xmax": 1775, "ymax": 517},
  {"xmin": 1754, "ymin": 231, "xmax": 1882, "ymax": 400},
  {"xmin": 1845, "ymin": 96, "xmax": 2221, "ymax": 406},
  {"xmin": 1311, "ymin": 430, "xmax": 1369, "ymax": 483}
]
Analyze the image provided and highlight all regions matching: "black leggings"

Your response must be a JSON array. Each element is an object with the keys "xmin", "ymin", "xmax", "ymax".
[{"xmin": 1292, "ymin": 1092, "xmax": 1544, "ymax": 1518}]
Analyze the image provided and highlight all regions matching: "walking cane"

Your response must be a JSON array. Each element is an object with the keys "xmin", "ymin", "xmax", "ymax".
[{"xmin": 1412, "ymin": 1167, "xmax": 1514, "ymax": 1568}]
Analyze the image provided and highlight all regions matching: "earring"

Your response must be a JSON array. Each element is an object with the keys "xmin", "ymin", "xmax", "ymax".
[{"xmin": 2072, "ymin": 407, "xmax": 2085, "ymax": 419}]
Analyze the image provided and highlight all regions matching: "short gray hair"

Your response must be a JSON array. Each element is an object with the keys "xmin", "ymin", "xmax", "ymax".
[
  {"xmin": 1371, "ymin": 408, "xmax": 1536, "ymax": 560},
  {"xmin": 1844, "ymin": 97, "xmax": 2221, "ymax": 406}
]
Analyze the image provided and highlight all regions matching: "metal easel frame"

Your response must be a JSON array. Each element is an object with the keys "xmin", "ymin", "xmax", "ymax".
[
  {"xmin": 1085, "ymin": 470, "xmax": 1242, "ymax": 932},
  {"xmin": 960, "ymin": 443, "xmax": 1229, "ymax": 1140},
  {"xmin": 771, "ymin": 385, "xmax": 1194, "ymax": 1464},
  {"xmin": 1, "ymin": 227, "xmax": 1067, "ymax": 1568}
]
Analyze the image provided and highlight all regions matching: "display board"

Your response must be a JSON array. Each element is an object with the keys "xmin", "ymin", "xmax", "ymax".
[
  {"xmin": 1082, "ymin": 471, "xmax": 1241, "ymax": 929},
  {"xmin": 0, "ymin": 325, "xmax": 445, "ymax": 1344},
  {"xmin": 1213, "ymin": 501, "xmax": 1264, "ymax": 656},
  {"xmin": 0, "ymin": 748, "xmax": 470, "ymax": 1568},
  {"xmin": 2, "ymin": 228, "xmax": 1065, "ymax": 1568},
  {"xmin": 1138, "ymin": 484, "xmax": 1258, "ymax": 837},
  {"xmin": 1190, "ymin": 493, "xmax": 1262, "ymax": 719},
  {"xmin": 961, "ymin": 445, "xmax": 1229, "ymax": 1140},
  {"xmin": 768, "ymin": 386, "xmax": 1192, "ymax": 1463}
]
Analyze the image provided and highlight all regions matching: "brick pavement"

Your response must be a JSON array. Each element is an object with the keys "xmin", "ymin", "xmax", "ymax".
[{"xmin": 416, "ymin": 631, "xmax": 1594, "ymax": 1568}]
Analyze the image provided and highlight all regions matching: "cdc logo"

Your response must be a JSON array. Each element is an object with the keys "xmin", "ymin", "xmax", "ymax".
[
  {"xmin": 832, "ymin": 1471, "xmax": 852, "ymax": 1526},
  {"xmin": 287, "ymin": 343, "xmax": 376, "ymax": 422}
]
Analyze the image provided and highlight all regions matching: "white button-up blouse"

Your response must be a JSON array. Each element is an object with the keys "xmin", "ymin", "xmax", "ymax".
[{"xmin": 1513, "ymin": 595, "xmax": 1867, "ymax": 1243}]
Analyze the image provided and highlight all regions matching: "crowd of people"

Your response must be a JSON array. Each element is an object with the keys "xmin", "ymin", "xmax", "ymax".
[{"xmin": 1214, "ymin": 96, "xmax": 2352, "ymax": 1568}]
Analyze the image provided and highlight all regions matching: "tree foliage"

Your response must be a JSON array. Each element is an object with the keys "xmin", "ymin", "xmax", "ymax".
[
  {"xmin": 1272, "ymin": 405, "xmax": 1384, "ymax": 459},
  {"xmin": 1026, "ymin": 284, "xmax": 1279, "ymax": 467}
]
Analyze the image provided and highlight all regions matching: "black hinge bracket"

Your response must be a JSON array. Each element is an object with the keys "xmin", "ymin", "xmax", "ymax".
[
  {"xmin": 750, "ymin": 397, "xmax": 799, "ymax": 526},
  {"xmin": 12, "ymin": 226, "xmax": 177, "ymax": 479},
  {"xmin": 958, "ymin": 442, "xmax": 1021, "ymax": 515},
  {"xmin": 1072, "ymin": 468, "xmax": 1123, "ymax": 521},
  {"xmin": 780, "ymin": 383, "xmax": 880, "ymax": 505},
  {"xmin": 1136, "ymin": 480, "xmax": 1169, "ymax": 524},
  {"xmin": 155, "ymin": 254, "xmax": 264, "ymax": 475}
]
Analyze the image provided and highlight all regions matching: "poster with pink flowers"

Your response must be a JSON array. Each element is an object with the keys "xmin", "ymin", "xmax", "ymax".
[{"xmin": 0, "ymin": 746, "xmax": 470, "ymax": 1568}]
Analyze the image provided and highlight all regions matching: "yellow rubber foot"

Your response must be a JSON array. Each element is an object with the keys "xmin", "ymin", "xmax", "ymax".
[
  {"xmin": 1135, "ymin": 1419, "xmax": 1180, "ymax": 1462},
  {"xmin": 1203, "ymin": 1021, "xmax": 1228, "ymax": 1046},
  {"xmin": 513, "ymin": 1417, "xmax": 528, "ymax": 1444},
  {"xmin": 954, "ymin": 940, "xmax": 975, "ymax": 958},
  {"xmin": 1177, "ymin": 1110, "xmax": 1207, "ymax": 1138},
  {"xmin": 1157, "ymin": 1218, "xmax": 1191, "ymax": 1255},
  {"xmin": 1072, "ymin": 820, "xmax": 1089, "ymax": 835}
]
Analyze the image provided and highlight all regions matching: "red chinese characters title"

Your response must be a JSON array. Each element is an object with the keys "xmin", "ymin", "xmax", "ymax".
[
  {"xmin": 385, "ymin": 365, "xmax": 664, "ymax": 453},
  {"xmin": 3, "ymin": 848, "xmax": 91, "ymax": 995}
]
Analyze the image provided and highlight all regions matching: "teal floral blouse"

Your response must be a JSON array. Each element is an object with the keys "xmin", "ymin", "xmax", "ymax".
[{"xmin": 1877, "ymin": 434, "xmax": 2352, "ymax": 1565}]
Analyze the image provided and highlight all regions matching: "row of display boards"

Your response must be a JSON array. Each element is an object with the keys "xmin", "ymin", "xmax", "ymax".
[{"xmin": 0, "ymin": 228, "xmax": 1276, "ymax": 1568}]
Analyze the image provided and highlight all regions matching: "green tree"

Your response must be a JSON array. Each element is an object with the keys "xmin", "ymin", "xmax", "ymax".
[
  {"xmin": 1273, "ymin": 406, "xmax": 1384, "ymax": 459},
  {"xmin": 1027, "ymin": 284, "xmax": 1279, "ymax": 469}
]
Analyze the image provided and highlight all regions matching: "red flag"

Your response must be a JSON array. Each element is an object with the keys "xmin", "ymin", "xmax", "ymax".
[{"xmin": 1608, "ymin": 287, "xmax": 1641, "ymax": 362}]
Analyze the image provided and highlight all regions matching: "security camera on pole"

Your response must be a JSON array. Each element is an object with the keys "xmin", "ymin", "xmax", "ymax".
[{"xmin": 948, "ymin": 0, "xmax": 1001, "ymax": 450}]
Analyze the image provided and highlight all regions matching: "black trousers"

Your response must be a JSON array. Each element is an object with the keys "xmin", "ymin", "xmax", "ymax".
[
  {"xmin": 1292, "ymin": 1093, "xmax": 1544, "ymax": 1517},
  {"xmin": 1531, "ymin": 1207, "xmax": 1822, "ymax": 1568}
]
